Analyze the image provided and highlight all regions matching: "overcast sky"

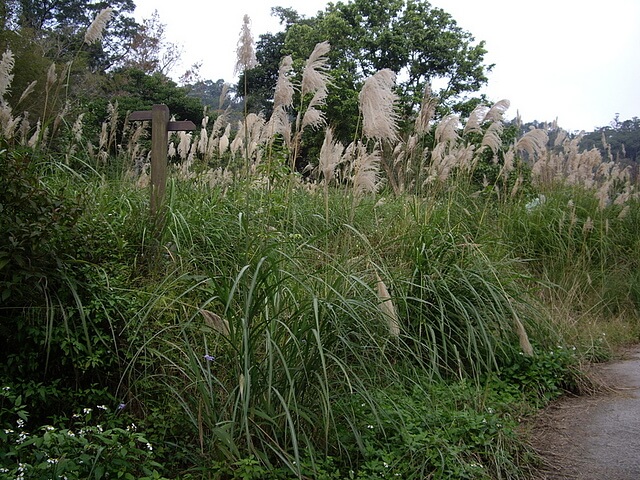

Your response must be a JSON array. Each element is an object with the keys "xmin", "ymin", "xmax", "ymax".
[{"xmin": 133, "ymin": 0, "xmax": 640, "ymax": 132}]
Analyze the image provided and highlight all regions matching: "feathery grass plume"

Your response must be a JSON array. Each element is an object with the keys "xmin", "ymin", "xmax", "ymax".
[
  {"xmin": 359, "ymin": 69, "xmax": 399, "ymax": 142},
  {"xmin": 16, "ymin": 80, "xmax": 37, "ymax": 106},
  {"xmin": 352, "ymin": 142, "xmax": 381, "ymax": 196},
  {"xmin": 218, "ymin": 83, "xmax": 230, "ymax": 110},
  {"xmin": 230, "ymin": 120, "xmax": 244, "ymax": 157},
  {"xmin": 234, "ymin": 15, "xmax": 257, "ymax": 75},
  {"xmin": 434, "ymin": 114, "xmax": 460, "ymax": 145},
  {"xmin": 219, "ymin": 132, "xmax": 229, "ymax": 156},
  {"xmin": 415, "ymin": 83, "xmax": 438, "ymax": 135},
  {"xmin": 516, "ymin": 128, "xmax": 548, "ymax": 158},
  {"xmin": 274, "ymin": 55, "xmax": 294, "ymax": 110},
  {"xmin": 0, "ymin": 49, "xmax": 14, "ymax": 100},
  {"xmin": 375, "ymin": 271, "xmax": 400, "ymax": 337},
  {"xmin": 85, "ymin": 8, "xmax": 114, "ymax": 44},
  {"xmin": 480, "ymin": 121, "xmax": 503, "ymax": 155},
  {"xmin": 301, "ymin": 41, "xmax": 330, "ymax": 97},
  {"xmin": 0, "ymin": 103, "xmax": 12, "ymax": 130},
  {"xmin": 46, "ymin": 63, "xmax": 58, "ymax": 89},
  {"xmin": 18, "ymin": 115, "xmax": 30, "ymax": 145},
  {"xmin": 463, "ymin": 104, "xmax": 489, "ymax": 136},
  {"xmin": 318, "ymin": 128, "xmax": 342, "ymax": 184},
  {"xmin": 28, "ymin": 120, "xmax": 41, "ymax": 148},
  {"xmin": 200, "ymin": 309, "xmax": 230, "ymax": 336},
  {"xmin": 2, "ymin": 111, "xmax": 21, "ymax": 140},
  {"xmin": 300, "ymin": 89, "xmax": 327, "ymax": 130},
  {"xmin": 197, "ymin": 127, "xmax": 208, "ymax": 154},
  {"xmin": 168, "ymin": 141, "xmax": 177, "ymax": 159},
  {"xmin": 484, "ymin": 99, "xmax": 510, "ymax": 123},
  {"xmin": 178, "ymin": 131, "xmax": 192, "ymax": 161},
  {"xmin": 264, "ymin": 105, "xmax": 291, "ymax": 146},
  {"xmin": 514, "ymin": 317, "xmax": 534, "ymax": 356}
]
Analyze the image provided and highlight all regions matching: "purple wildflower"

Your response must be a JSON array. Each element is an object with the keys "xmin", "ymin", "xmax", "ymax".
[{"xmin": 204, "ymin": 354, "xmax": 215, "ymax": 362}]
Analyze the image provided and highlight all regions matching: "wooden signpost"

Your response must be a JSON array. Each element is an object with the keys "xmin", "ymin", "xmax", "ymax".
[{"xmin": 127, "ymin": 104, "xmax": 196, "ymax": 221}]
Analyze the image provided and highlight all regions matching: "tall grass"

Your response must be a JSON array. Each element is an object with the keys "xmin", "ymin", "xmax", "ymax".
[{"xmin": 1, "ymin": 30, "xmax": 639, "ymax": 478}]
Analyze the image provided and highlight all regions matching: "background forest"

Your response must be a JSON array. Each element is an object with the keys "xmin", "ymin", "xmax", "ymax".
[{"xmin": 0, "ymin": 1, "xmax": 639, "ymax": 479}]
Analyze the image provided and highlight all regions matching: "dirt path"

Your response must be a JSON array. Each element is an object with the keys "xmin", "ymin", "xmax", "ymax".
[{"xmin": 529, "ymin": 346, "xmax": 640, "ymax": 479}]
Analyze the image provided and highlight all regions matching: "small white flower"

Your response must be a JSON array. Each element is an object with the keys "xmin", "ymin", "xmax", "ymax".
[
  {"xmin": 367, "ymin": 424, "xmax": 374, "ymax": 429},
  {"xmin": 83, "ymin": 408, "xmax": 93, "ymax": 414},
  {"xmin": 16, "ymin": 419, "xmax": 25, "ymax": 428},
  {"xmin": 97, "ymin": 405, "xmax": 108, "ymax": 411},
  {"xmin": 146, "ymin": 442, "xmax": 153, "ymax": 451}
]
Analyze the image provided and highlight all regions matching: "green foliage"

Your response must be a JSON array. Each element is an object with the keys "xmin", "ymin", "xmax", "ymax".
[
  {"xmin": 405, "ymin": 220, "xmax": 526, "ymax": 378},
  {"xmin": 581, "ymin": 115, "xmax": 640, "ymax": 162},
  {"xmin": 244, "ymin": 0, "xmax": 492, "ymax": 143},
  {"xmin": 0, "ymin": 385, "xmax": 167, "ymax": 480},
  {"xmin": 0, "ymin": 144, "xmax": 82, "ymax": 305},
  {"xmin": 496, "ymin": 346, "xmax": 581, "ymax": 404}
]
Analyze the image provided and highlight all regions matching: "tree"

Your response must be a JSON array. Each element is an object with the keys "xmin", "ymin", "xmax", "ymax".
[
  {"xmin": 121, "ymin": 10, "xmax": 182, "ymax": 77},
  {"xmin": 581, "ymin": 115, "xmax": 640, "ymax": 163},
  {"xmin": 242, "ymin": 0, "xmax": 492, "ymax": 143},
  {"xmin": 2, "ymin": 0, "xmax": 138, "ymax": 72}
]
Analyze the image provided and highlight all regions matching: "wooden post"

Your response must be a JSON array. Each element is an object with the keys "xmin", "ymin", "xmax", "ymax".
[
  {"xmin": 127, "ymin": 104, "xmax": 196, "ymax": 225},
  {"xmin": 150, "ymin": 104, "xmax": 170, "ymax": 218}
]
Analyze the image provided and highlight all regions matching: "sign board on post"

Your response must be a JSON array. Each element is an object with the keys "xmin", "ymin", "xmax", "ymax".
[{"xmin": 127, "ymin": 104, "xmax": 196, "ymax": 223}]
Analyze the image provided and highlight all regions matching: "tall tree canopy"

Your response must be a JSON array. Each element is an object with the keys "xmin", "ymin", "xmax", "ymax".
[
  {"xmin": 241, "ymin": 0, "xmax": 492, "ymax": 140},
  {"xmin": 1, "ymin": 0, "xmax": 138, "ymax": 72}
]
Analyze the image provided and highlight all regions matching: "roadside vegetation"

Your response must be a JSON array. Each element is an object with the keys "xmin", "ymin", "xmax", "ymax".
[{"xmin": 1, "ymin": 5, "xmax": 639, "ymax": 480}]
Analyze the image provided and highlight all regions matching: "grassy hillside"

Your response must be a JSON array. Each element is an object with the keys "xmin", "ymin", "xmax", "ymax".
[{"xmin": 1, "ymin": 42, "xmax": 639, "ymax": 479}]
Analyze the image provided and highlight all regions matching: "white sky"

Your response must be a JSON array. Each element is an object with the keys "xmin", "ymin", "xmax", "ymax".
[{"xmin": 133, "ymin": 0, "xmax": 640, "ymax": 132}]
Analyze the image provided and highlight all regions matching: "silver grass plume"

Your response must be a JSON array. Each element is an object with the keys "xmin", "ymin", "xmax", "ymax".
[
  {"xmin": 514, "ymin": 317, "xmax": 534, "ymax": 356},
  {"xmin": 516, "ymin": 128, "xmax": 548, "ymax": 158},
  {"xmin": 434, "ymin": 114, "xmax": 460, "ymax": 146},
  {"xmin": 352, "ymin": 142, "xmax": 381, "ymax": 196},
  {"xmin": 200, "ymin": 309, "xmax": 230, "ymax": 336},
  {"xmin": 484, "ymin": 99, "xmax": 510, "ymax": 123},
  {"xmin": 0, "ymin": 49, "xmax": 15, "ymax": 101},
  {"xmin": 375, "ymin": 271, "xmax": 400, "ymax": 337},
  {"xmin": 197, "ymin": 127, "xmax": 208, "ymax": 154},
  {"xmin": 481, "ymin": 121, "xmax": 503, "ymax": 155},
  {"xmin": 359, "ymin": 69, "xmax": 399, "ymax": 142},
  {"xmin": 218, "ymin": 83, "xmax": 229, "ymax": 110},
  {"xmin": 2, "ymin": 111, "xmax": 21, "ymax": 140},
  {"xmin": 85, "ymin": 8, "xmax": 114, "ymax": 44},
  {"xmin": 415, "ymin": 83, "xmax": 437, "ymax": 135},
  {"xmin": 273, "ymin": 56, "xmax": 294, "ymax": 110},
  {"xmin": 16, "ymin": 81, "xmax": 37, "ymax": 106},
  {"xmin": 463, "ymin": 104, "xmax": 489, "ymax": 136},
  {"xmin": 301, "ymin": 88, "xmax": 327, "ymax": 129},
  {"xmin": 301, "ymin": 42, "xmax": 330, "ymax": 97},
  {"xmin": 264, "ymin": 106, "xmax": 291, "ymax": 146},
  {"xmin": 46, "ymin": 63, "xmax": 57, "ymax": 91},
  {"xmin": 234, "ymin": 15, "xmax": 257, "ymax": 75},
  {"xmin": 177, "ymin": 131, "xmax": 192, "ymax": 161},
  {"xmin": 318, "ymin": 127, "xmax": 344, "ymax": 185}
]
